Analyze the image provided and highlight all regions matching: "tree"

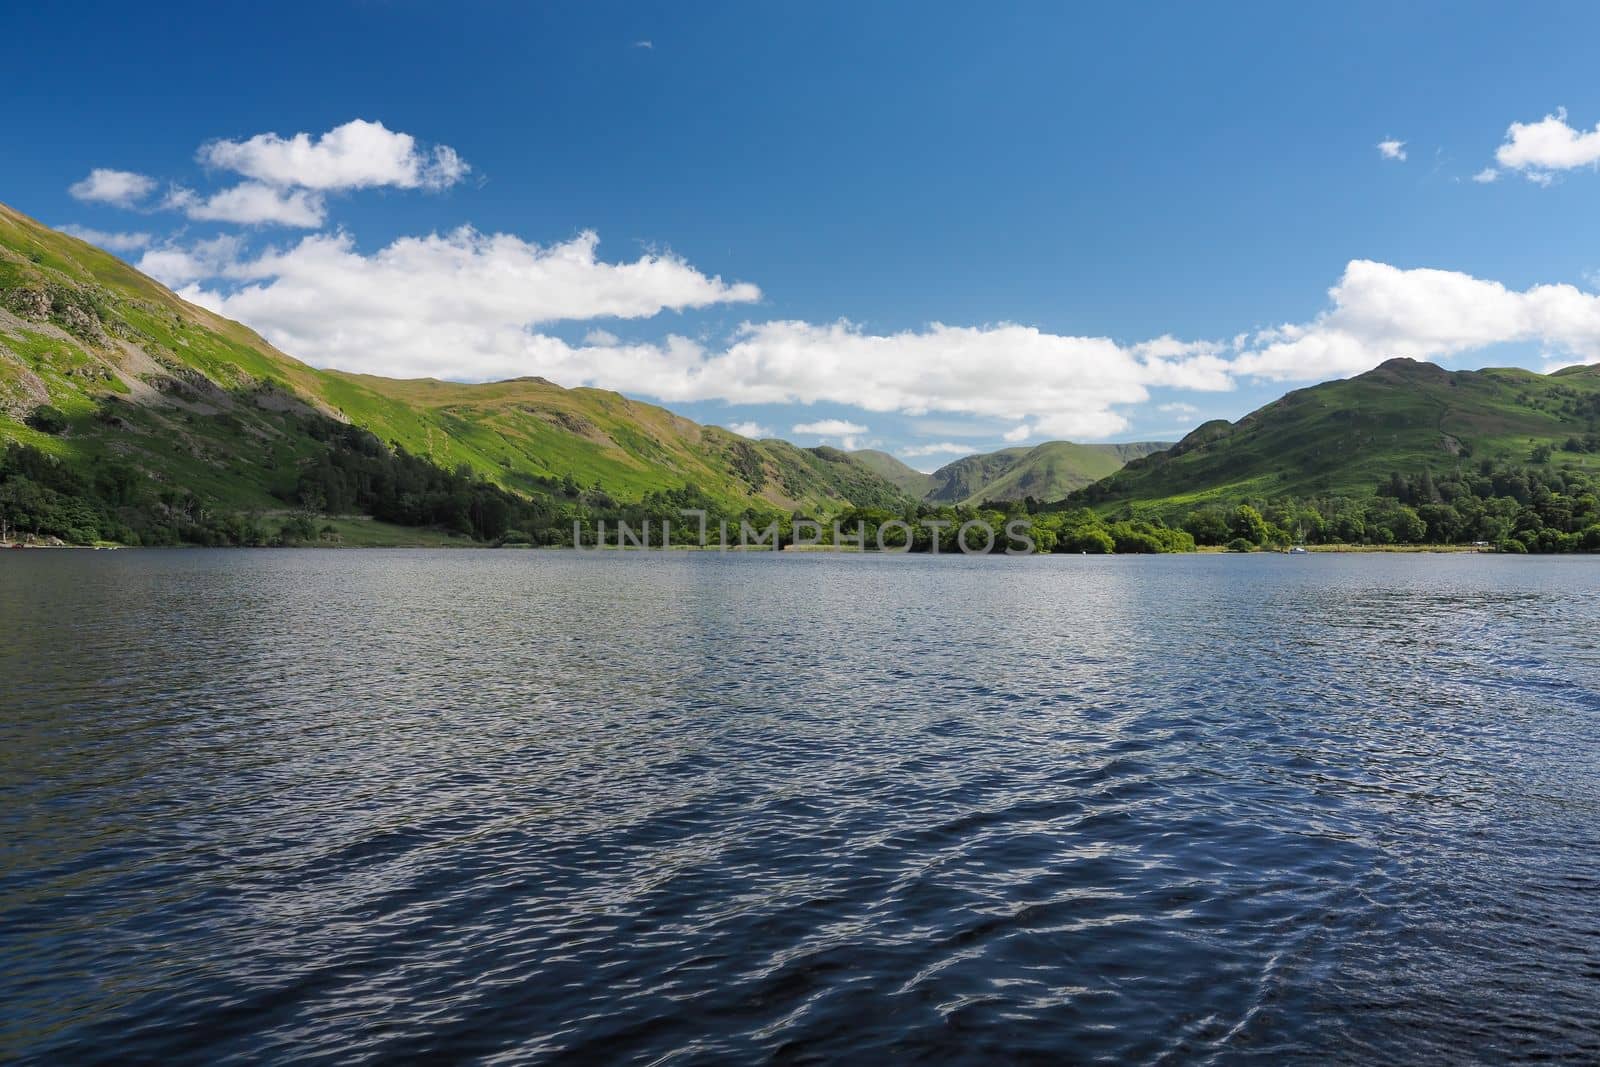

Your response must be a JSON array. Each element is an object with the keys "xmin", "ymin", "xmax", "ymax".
[
  {"xmin": 1229, "ymin": 504, "xmax": 1268, "ymax": 545},
  {"xmin": 25, "ymin": 405, "xmax": 69, "ymax": 435},
  {"xmin": 1182, "ymin": 506, "xmax": 1231, "ymax": 546},
  {"xmin": 1417, "ymin": 503, "xmax": 1463, "ymax": 543},
  {"xmin": 1418, "ymin": 469, "xmax": 1439, "ymax": 504}
]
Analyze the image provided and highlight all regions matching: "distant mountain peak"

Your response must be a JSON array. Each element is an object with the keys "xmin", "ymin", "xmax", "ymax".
[
  {"xmin": 1364, "ymin": 356, "xmax": 1449, "ymax": 381},
  {"xmin": 921, "ymin": 440, "xmax": 1172, "ymax": 505}
]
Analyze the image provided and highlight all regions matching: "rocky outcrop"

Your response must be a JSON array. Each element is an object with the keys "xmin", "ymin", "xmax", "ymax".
[{"xmin": 0, "ymin": 284, "xmax": 110, "ymax": 346}]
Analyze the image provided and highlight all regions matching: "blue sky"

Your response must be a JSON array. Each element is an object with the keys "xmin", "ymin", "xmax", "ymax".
[{"xmin": 8, "ymin": 1, "xmax": 1600, "ymax": 468}]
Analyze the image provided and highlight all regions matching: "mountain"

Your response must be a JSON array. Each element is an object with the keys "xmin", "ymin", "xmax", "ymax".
[
  {"xmin": 848, "ymin": 449, "xmax": 936, "ymax": 498},
  {"xmin": 0, "ymin": 203, "xmax": 911, "ymax": 543},
  {"xmin": 924, "ymin": 440, "xmax": 1172, "ymax": 504},
  {"xmin": 1071, "ymin": 357, "xmax": 1600, "ymax": 516}
]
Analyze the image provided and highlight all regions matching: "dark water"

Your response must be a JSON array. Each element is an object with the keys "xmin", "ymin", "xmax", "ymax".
[{"xmin": 3, "ymin": 550, "xmax": 1599, "ymax": 1064}]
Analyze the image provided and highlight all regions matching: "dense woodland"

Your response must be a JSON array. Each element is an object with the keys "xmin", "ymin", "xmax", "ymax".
[{"xmin": 1156, "ymin": 458, "xmax": 1600, "ymax": 553}]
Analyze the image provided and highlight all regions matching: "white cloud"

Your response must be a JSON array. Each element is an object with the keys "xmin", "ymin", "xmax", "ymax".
[
  {"xmin": 166, "ymin": 182, "xmax": 327, "ymax": 227},
  {"xmin": 702, "ymin": 320, "xmax": 1232, "ymax": 438},
  {"xmin": 58, "ymin": 225, "xmax": 152, "ymax": 253},
  {"xmin": 792, "ymin": 418, "xmax": 869, "ymax": 449},
  {"xmin": 1472, "ymin": 167, "xmax": 1499, "ymax": 184},
  {"xmin": 200, "ymin": 119, "xmax": 469, "ymax": 192},
  {"xmin": 634, "ymin": 39, "xmax": 653, "ymax": 49},
  {"xmin": 1377, "ymin": 139, "xmax": 1408, "ymax": 162},
  {"xmin": 138, "ymin": 234, "xmax": 250, "ymax": 287},
  {"xmin": 900, "ymin": 441, "xmax": 972, "ymax": 457},
  {"xmin": 1234, "ymin": 259, "xmax": 1600, "ymax": 380},
  {"xmin": 793, "ymin": 419, "xmax": 869, "ymax": 435},
  {"xmin": 68, "ymin": 168, "xmax": 156, "ymax": 206},
  {"xmin": 1131, "ymin": 335, "xmax": 1223, "ymax": 360},
  {"xmin": 1495, "ymin": 108, "xmax": 1600, "ymax": 181},
  {"xmin": 1157, "ymin": 401, "xmax": 1199, "ymax": 415},
  {"xmin": 1002, "ymin": 424, "xmax": 1032, "ymax": 442},
  {"xmin": 183, "ymin": 227, "xmax": 758, "ymax": 337},
  {"xmin": 176, "ymin": 227, "xmax": 760, "ymax": 384},
  {"xmin": 725, "ymin": 421, "xmax": 770, "ymax": 438}
]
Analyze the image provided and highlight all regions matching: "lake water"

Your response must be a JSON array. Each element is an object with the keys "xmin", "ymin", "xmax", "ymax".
[{"xmin": 3, "ymin": 550, "xmax": 1599, "ymax": 1063}]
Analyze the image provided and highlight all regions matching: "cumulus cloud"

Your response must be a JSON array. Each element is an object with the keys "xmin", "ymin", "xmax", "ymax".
[
  {"xmin": 791, "ymin": 419, "xmax": 869, "ymax": 449},
  {"xmin": 1495, "ymin": 108, "xmax": 1600, "ymax": 181},
  {"xmin": 68, "ymin": 168, "xmax": 156, "ymax": 206},
  {"xmin": 58, "ymin": 225, "xmax": 152, "ymax": 253},
  {"xmin": 138, "ymin": 234, "xmax": 251, "ymax": 287},
  {"xmin": 702, "ymin": 321, "xmax": 1232, "ymax": 438},
  {"xmin": 166, "ymin": 182, "xmax": 326, "ymax": 227},
  {"xmin": 1157, "ymin": 401, "xmax": 1199, "ymax": 416},
  {"xmin": 793, "ymin": 419, "xmax": 868, "ymax": 436},
  {"xmin": 900, "ymin": 441, "xmax": 972, "ymax": 457},
  {"xmin": 1234, "ymin": 259, "xmax": 1600, "ymax": 379},
  {"xmin": 200, "ymin": 119, "xmax": 470, "ymax": 191},
  {"xmin": 182, "ymin": 227, "xmax": 758, "ymax": 343},
  {"xmin": 1377, "ymin": 139, "xmax": 1408, "ymax": 162},
  {"xmin": 1472, "ymin": 167, "xmax": 1500, "ymax": 184},
  {"xmin": 725, "ymin": 421, "xmax": 771, "ymax": 438}
]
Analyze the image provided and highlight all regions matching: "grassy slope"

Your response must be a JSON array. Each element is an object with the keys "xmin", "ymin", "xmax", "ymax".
[
  {"xmin": 0, "ymin": 202, "xmax": 912, "ymax": 521},
  {"xmin": 1074, "ymin": 357, "xmax": 1600, "ymax": 517},
  {"xmin": 925, "ymin": 440, "xmax": 1172, "ymax": 504},
  {"xmin": 849, "ymin": 449, "xmax": 936, "ymax": 498}
]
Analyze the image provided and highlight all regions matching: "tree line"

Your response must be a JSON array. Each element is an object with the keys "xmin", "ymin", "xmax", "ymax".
[
  {"xmin": 5, "ymin": 414, "xmax": 1600, "ymax": 553},
  {"xmin": 1163, "ymin": 459, "xmax": 1600, "ymax": 552}
]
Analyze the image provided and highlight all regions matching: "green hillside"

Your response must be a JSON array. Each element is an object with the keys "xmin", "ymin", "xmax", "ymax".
[
  {"xmin": 848, "ymin": 448, "xmax": 936, "ymax": 497},
  {"xmin": 925, "ymin": 440, "xmax": 1171, "ymax": 504},
  {"xmin": 0, "ymin": 203, "xmax": 911, "ymax": 544},
  {"xmin": 1071, "ymin": 357, "xmax": 1600, "ymax": 518}
]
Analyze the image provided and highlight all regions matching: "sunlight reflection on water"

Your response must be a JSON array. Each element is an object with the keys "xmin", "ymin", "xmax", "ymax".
[{"xmin": 3, "ymin": 550, "xmax": 1599, "ymax": 1063}]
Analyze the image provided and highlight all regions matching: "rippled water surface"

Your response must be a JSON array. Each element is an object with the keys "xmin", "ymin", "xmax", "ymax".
[{"xmin": 3, "ymin": 550, "xmax": 1600, "ymax": 1064}]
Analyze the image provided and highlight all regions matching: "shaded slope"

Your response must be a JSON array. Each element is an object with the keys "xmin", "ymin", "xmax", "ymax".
[
  {"xmin": 848, "ymin": 449, "xmax": 936, "ymax": 498},
  {"xmin": 926, "ymin": 440, "xmax": 1172, "ymax": 504}
]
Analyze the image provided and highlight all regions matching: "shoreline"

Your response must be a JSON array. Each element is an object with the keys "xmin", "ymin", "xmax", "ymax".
[{"xmin": 0, "ymin": 539, "xmax": 1537, "ymax": 555}]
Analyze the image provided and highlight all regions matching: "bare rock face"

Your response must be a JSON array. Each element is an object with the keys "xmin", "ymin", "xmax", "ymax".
[
  {"xmin": 3, "ymin": 287, "xmax": 51, "ymax": 321},
  {"xmin": 55, "ymin": 300, "xmax": 107, "ymax": 344},
  {"xmin": 0, "ymin": 359, "xmax": 51, "ymax": 419},
  {"xmin": 0, "ymin": 284, "xmax": 110, "ymax": 345}
]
